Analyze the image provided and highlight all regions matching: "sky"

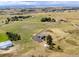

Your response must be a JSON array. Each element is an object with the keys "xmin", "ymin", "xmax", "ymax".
[{"xmin": 0, "ymin": 1, "xmax": 79, "ymax": 7}]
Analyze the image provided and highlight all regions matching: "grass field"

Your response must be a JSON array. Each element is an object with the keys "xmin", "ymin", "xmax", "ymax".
[
  {"xmin": 0, "ymin": 12, "xmax": 79, "ymax": 56},
  {"xmin": 0, "ymin": 32, "xmax": 8, "ymax": 42}
]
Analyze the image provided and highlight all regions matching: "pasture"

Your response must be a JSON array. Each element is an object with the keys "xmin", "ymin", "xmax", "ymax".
[{"xmin": 0, "ymin": 12, "xmax": 79, "ymax": 56}]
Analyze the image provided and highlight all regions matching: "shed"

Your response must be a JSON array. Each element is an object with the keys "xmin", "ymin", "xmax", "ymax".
[{"xmin": 0, "ymin": 40, "xmax": 13, "ymax": 49}]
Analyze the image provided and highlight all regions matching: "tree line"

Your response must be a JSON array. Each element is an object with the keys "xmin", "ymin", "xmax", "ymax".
[
  {"xmin": 6, "ymin": 32, "xmax": 21, "ymax": 41},
  {"xmin": 41, "ymin": 17, "xmax": 56, "ymax": 22},
  {"xmin": 5, "ymin": 15, "xmax": 32, "ymax": 24}
]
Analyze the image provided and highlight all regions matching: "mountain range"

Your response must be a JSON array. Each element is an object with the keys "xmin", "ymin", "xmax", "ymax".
[{"xmin": 0, "ymin": 1, "xmax": 79, "ymax": 9}]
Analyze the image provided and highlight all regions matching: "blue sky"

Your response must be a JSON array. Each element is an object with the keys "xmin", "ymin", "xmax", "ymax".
[{"xmin": 0, "ymin": 1, "xmax": 79, "ymax": 7}]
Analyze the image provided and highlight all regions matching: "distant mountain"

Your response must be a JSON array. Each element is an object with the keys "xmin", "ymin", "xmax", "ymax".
[
  {"xmin": 0, "ymin": 5, "xmax": 36, "ymax": 9},
  {"xmin": 0, "ymin": 1, "xmax": 79, "ymax": 9}
]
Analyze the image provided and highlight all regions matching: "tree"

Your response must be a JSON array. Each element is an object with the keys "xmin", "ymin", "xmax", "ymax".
[
  {"xmin": 47, "ymin": 17, "xmax": 51, "ymax": 22},
  {"xmin": 46, "ymin": 35, "xmax": 55, "ymax": 49},
  {"xmin": 17, "ymin": 35, "xmax": 21, "ymax": 40},
  {"xmin": 14, "ymin": 16, "xmax": 19, "ymax": 21},
  {"xmin": 6, "ymin": 32, "xmax": 21, "ymax": 41},
  {"xmin": 41, "ymin": 17, "xmax": 52, "ymax": 22},
  {"xmin": 5, "ymin": 20, "xmax": 9, "ymax": 24},
  {"xmin": 7, "ymin": 17, "xmax": 10, "ymax": 22},
  {"xmin": 47, "ymin": 35, "xmax": 53, "ymax": 45},
  {"xmin": 52, "ymin": 18, "xmax": 56, "ymax": 22}
]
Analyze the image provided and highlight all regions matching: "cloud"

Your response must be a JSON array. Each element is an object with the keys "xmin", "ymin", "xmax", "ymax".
[
  {"xmin": 0, "ymin": 1, "xmax": 79, "ymax": 7},
  {"xmin": 0, "ymin": 1, "xmax": 43, "ymax": 6},
  {"xmin": 17, "ymin": 1, "xmax": 38, "ymax": 5}
]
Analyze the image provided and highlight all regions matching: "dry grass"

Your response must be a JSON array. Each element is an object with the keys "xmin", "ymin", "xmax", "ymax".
[{"xmin": 0, "ymin": 12, "xmax": 79, "ymax": 56}]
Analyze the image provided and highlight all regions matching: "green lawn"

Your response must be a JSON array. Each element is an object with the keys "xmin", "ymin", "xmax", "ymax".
[{"xmin": 0, "ymin": 32, "xmax": 8, "ymax": 42}]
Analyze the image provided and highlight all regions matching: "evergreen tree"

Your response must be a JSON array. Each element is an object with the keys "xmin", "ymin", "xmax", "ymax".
[{"xmin": 46, "ymin": 35, "xmax": 55, "ymax": 49}]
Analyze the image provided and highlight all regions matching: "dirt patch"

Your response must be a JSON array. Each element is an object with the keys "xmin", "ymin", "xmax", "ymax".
[
  {"xmin": 31, "ymin": 28, "xmax": 79, "ymax": 56},
  {"xmin": 21, "ymin": 46, "xmax": 71, "ymax": 57},
  {"xmin": 33, "ymin": 28, "xmax": 68, "ymax": 42}
]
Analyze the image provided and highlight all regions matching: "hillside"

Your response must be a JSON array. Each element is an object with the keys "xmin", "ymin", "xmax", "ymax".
[{"xmin": 0, "ymin": 12, "xmax": 79, "ymax": 56}]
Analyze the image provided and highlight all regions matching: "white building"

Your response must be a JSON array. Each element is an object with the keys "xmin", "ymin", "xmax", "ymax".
[{"xmin": 0, "ymin": 40, "xmax": 13, "ymax": 49}]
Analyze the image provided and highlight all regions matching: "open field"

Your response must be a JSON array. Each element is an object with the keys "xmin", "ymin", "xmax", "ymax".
[{"xmin": 0, "ymin": 12, "xmax": 79, "ymax": 56}]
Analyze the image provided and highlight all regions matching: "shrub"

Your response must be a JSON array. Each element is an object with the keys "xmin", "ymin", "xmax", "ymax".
[
  {"xmin": 41, "ymin": 17, "xmax": 56, "ymax": 22},
  {"xmin": 5, "ymin": 20, "xmax": 9, "ymax": 24},
  {"xmin": 57, "ymin": 46, "xmax": 63, "ymax": 51},
  {"xmin": 7, "ymin": 17, "xmax": 10, "ymax": 22},
  {"xmin": 51, "ymin": 18, "xmax": 56, "ymax": 22}
]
